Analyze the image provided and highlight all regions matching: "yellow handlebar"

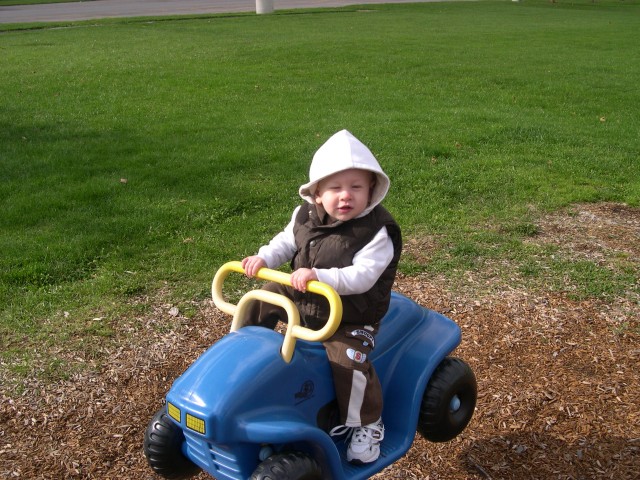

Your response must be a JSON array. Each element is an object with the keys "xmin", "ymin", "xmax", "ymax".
[{"xmin": 211, "ymin": 261, "xmax": 343, "ymax": 363}]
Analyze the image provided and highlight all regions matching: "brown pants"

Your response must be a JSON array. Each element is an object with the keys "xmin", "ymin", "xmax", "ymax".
[{"xmin": 242, "ymin": 282, "xmax": 383, "ymax": 427}]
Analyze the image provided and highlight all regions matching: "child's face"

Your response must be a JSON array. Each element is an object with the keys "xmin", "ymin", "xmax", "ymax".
[{"xmin": 314, "ymin": 169, "xmax": 374, "ymax": 221}]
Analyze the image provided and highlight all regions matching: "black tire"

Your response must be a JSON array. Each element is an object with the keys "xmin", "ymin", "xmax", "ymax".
[
  {"xmin": 250, "ymin": 452, "xmax": 322, "ymax": 480},
  {"xmin": 418, "ymin": 357, "xmax": 477, "ymax": 442},
  {"xmin": 143, "ymin": 408, "xmax": 201, "ymax": 480}
]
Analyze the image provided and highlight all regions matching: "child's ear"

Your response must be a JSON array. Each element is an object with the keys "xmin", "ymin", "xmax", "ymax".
[{"xmin": 315, "ymin": 193, "xmax": 323, "ymax": 205}]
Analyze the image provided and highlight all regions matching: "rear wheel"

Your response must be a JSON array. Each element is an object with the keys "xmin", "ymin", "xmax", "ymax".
[
  {"xmin": 251, "ymin": 452, "xmax": 322, "ymax": 480},
  {"xmin": 419, "ymin": 357, "xmax": 477, "ymax": 442},
  {"xmin": 143, "ymin": 408, "xmax": 201, "ymax": 479}
]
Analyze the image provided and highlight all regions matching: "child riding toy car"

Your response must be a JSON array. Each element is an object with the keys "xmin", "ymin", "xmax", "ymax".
[{"xmin": 144, "ymin": 261, "xmax": 477, "ymax": 480}]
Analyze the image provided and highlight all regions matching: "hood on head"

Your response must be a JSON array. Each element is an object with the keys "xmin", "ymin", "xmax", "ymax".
[{"xmin": 299, "ymin": 130, "xmax": 390, "ymax": 215}]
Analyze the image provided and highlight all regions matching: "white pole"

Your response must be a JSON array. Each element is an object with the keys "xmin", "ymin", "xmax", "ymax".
[{"xmin": 256, "ymin": 0, "xmax": 274, "ymax": 14}]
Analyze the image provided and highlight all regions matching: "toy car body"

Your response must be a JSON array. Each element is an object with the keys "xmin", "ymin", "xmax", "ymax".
[{"xmin": 144, "ymin": 262, "xmax": 476, "ymax": 480}]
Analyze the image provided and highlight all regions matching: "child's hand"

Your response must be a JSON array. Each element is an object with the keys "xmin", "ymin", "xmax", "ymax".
[
  {"xmin": 290, "ymin": 268, "xmax": 318, "ymax": 292},
  {"xmin": 242, "ymin": 256, "xmax": 266, "ymax": 277}
]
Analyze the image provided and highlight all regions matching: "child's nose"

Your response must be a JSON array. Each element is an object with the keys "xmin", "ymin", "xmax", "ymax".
[{"xmin": 340, "ymin": 189, "xmax": 352, "ymax": 200}]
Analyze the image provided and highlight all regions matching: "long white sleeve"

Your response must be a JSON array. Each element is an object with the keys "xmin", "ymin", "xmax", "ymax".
[
  {"xmin": 256, "ymin": 209, "xmax": 394, "ymax": 296},
  {"xmin": 256, "ymin": 207, "xmax": 300, "ymax": 268},
  {"xmin": 314, "ymin": 227, "xmax": 394, "ymax": 295}
]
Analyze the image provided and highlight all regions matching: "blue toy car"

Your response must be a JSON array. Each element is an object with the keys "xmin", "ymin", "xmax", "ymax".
[{"xmin": 144, "ymin": 261, "xmax": 477, "ymax": 480}]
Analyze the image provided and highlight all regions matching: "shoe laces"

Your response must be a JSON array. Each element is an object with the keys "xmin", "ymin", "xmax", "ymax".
[
  {"xmin": 329, "ymin": 420, "xmax": 384, "ymax": 444},
  {"xmin": 352, "ymin": 421, "xmax": 384, "ymax": 445},
  {"xmin": 329, "ymin": 424, "xmax": 352, "ymax": 438}
]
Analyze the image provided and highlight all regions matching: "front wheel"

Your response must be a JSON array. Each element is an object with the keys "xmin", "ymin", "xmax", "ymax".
[
  {"xmin": 143, "ymin": 408, "xmax": 201, "ymax": 479},
  {"xmin": 418, "ymin": 357, "xmax": 477, "ymax": 442},
  {"xmin": 250, "ymin": 452, "xmax": 322, "ymax": 480}
]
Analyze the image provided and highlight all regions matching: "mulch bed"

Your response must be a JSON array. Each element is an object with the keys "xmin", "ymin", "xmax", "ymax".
[{"xmin": 1, "ymin": 203, "xmax": 638, "ymax": 479}]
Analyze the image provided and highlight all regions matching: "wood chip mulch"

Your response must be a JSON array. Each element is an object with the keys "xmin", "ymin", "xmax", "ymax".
[{"xmin": 1, "ymin": 203, "xmax": 638, "ymax": 479}]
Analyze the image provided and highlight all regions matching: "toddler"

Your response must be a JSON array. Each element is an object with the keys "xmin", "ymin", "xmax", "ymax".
[{"xmin": 242, "ymin": 129, "xmax": 402, "ymax": 464}]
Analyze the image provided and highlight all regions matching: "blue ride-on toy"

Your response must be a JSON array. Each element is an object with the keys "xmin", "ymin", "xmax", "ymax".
[{"xmin": 144, "ymin": 261, "xmax": 477, "ymax": 480}]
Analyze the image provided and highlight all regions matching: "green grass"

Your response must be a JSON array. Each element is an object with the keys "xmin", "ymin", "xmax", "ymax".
[{"xmin": 1, "ymin": 1, "xmax": 639, "ymax": 379}]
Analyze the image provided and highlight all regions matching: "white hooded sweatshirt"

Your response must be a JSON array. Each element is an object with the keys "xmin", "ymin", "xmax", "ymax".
[{"xmin": 256, "ymin": 130, "xmax": 394, "ymax": 295}]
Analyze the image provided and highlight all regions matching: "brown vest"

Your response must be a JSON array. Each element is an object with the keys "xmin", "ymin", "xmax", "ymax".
[{"xmin": 291, "ymin": 204, "xmax": 402, "ymax": 329}]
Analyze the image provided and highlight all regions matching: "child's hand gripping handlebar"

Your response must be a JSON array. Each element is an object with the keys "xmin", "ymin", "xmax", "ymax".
[{"xmin": 211, "ymin": 261, "xmax": 343, "ymax": 363}]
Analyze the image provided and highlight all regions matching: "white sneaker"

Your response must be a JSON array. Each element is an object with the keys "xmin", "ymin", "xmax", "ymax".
[{"xmin": 346, "ymin": 419, "xmax": 385, "ymax": 464}]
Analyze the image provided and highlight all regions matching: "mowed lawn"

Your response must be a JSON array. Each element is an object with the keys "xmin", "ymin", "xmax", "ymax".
[{"xmin": 1, "ymin": 0, "xmax": 639, "ymax": 379}]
